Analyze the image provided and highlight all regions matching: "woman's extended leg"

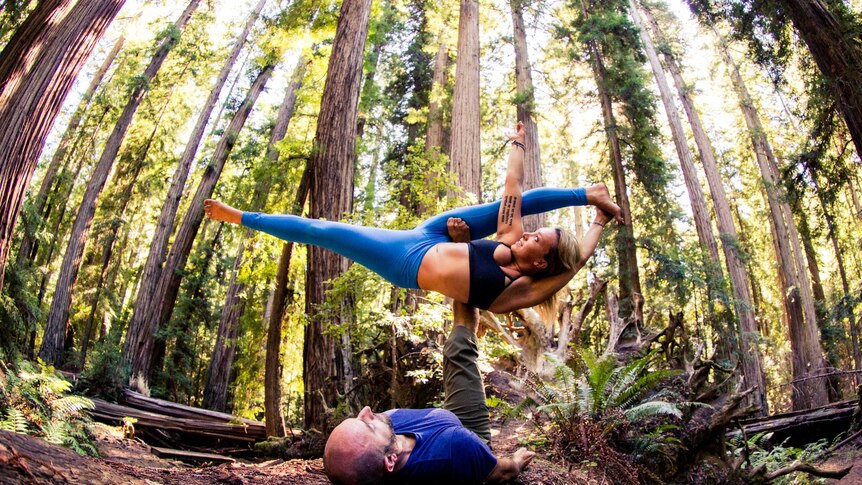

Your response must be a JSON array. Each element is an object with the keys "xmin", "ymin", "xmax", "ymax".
[
  {"xmin": 204, "ymin": 200, "xmax": 435, "ymax": 289},
  {"xmin": 417, "ymin": 187, "xmax": 588, "ymax": 238}
]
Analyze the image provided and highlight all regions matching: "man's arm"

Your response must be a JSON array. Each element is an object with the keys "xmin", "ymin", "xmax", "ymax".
[{"xmin": 484, "ymin": 448, "xmax": 536, "ymax": 484}]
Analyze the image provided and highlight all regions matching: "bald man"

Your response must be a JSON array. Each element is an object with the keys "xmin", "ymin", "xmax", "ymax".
[{"xmin": 322, "ymin": 219, "xmax": 535, "ymax": 484}]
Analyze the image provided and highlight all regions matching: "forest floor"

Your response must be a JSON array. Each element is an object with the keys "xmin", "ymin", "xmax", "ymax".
[
  {"xmin": 0, "ymin": 409, "xmax": 588, "ymax": 484},
  {"xmin": 3, "ymin": 369, "xmax": 862, "ymax": 484}
]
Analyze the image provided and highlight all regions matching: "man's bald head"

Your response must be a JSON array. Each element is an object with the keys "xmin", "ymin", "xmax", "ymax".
[{"xmin": 324, "ymin": 407, "xmax": 398, "ymax": 485}]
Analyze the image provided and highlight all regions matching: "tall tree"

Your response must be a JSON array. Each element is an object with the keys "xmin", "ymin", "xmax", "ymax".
[
  {"xmin": 510, "ymin": 0, "xmax": 543, "ymax": 231},
  {"xmin": 0, "ymin": 0, "xmax": 124, "ymax": 289},
  {"xmin": 123, "ymin": 59, "xmax": 278, "ymax": 386},
  {"xmin": 640, "ymin": 4, "xmax": 767, "ymax": 412},
  {"xmin": 127, "ymin": 0, "xmax": 266, "ymax": 382},
  {"xmin": 303, "ymin": 0, "xmax": 372, "ymax": 431},
  {"xmin": 39, "ymin": 0, "xmax": 201, "ymax": 366},
  {"xmin": 574, "ymin": 0, "xmax": 642, "ymax": 317},
  {"xmin": 718, "ymin": 33, "xmax": 830, "ymax": 410},
  {"xmin": 205, "ymin": 56, "xmax": 307, "ymax": 413},
  {"xmin": 15, "ymin": 36, "xmax": 125, "ymax": 269},
  {"xmin": 449, "ymin": 0, "xmax": 481, "ymax": 201}
]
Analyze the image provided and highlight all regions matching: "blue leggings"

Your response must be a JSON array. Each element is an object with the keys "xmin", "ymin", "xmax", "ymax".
[{"xmin": 241, "ymin": 187, "xmax": 587, "ymax": 289}]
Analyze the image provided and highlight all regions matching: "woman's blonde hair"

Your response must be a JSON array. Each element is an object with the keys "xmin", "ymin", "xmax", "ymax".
[{"xmin": 533, "ymin": 228, "xmax": 581, "ymax": 316}]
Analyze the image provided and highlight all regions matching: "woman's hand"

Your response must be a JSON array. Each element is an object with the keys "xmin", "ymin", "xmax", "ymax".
[{"xmin": 506, "ymin": 121, "xmax": 526, "ymax": 144}]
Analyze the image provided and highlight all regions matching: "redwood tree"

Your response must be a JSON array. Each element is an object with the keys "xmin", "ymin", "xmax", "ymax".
[
  {"xmin": 39, "ymin": 0, "xmax": 201, "ymax": 366},
  {"xmin": 0, "ymin": 0, "xmax": 125, "ymax": 289},
  {"xmin": 449, "ymin": 0, "xmax": 481, "ymax": 201},
  {"xmin": 303, "ymin": 0, "xmax": 372, "ymax": 431}
]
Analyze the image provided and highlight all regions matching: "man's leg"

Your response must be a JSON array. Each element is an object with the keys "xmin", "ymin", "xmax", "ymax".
[{"xmin": 442, "ymin": 302, "xmax": 491, "ymax": 442}]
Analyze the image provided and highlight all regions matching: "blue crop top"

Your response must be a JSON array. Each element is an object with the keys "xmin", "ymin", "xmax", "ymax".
[{"xmin": 466, "ymin": 239, "xmax": 520, "ymax": 310}]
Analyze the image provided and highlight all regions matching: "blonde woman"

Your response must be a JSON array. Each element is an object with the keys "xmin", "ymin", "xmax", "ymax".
[{"xmin": 204, "ymin": 122, "xmax": 620, "ymax": 312}]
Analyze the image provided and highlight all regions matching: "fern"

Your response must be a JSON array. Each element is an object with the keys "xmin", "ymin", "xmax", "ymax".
[
  {"xmin": 623, "ymin": 400, "xmax": 683, "ymax": 421},
  {"xmin": 0, "ymin": 408, "xmax": 28, "ymax": 433},
  {"xmin": 51, "ymin": 396, "xmax": 95, "ymax": 418}
]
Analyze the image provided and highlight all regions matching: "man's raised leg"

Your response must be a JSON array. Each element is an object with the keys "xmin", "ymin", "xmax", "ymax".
[{"xmin": 442, "ymin": 301, "xmax": 491, "ymax": 443}]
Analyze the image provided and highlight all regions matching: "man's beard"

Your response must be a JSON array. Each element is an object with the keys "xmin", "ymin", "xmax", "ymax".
[{"xmin": 378, "ymin": 412, "xmax": 397, "ymax": 454}]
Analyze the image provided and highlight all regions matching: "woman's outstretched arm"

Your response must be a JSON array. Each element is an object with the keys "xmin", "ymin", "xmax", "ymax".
[
  {"xmin": 494, "ymin": 122, "xmax": 527, "ymax": 246},
  {"xmin": 489, "ymin": 208, "xmax": 613, "ymax": 313}
]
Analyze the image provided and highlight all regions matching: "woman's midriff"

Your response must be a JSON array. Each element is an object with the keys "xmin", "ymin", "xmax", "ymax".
[{"xmin": 416, "ymin": 242, "xmax": 471, "ymax": 302}]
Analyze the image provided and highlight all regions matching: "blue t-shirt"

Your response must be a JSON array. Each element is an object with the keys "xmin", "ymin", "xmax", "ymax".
[{"xmin": 385, "ymin": 408, "xmax": 497, "ymax": 484}]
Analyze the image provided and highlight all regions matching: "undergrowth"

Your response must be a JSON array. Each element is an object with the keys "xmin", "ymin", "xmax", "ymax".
[{"xmin": 0, "ymin": 359, "xmax": 98, "ymax": 456}]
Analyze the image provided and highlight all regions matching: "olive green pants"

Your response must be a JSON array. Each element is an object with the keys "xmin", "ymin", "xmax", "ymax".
[{"xmin": 442, "ymin": 325, "xmax": 491, "ymax": 443}]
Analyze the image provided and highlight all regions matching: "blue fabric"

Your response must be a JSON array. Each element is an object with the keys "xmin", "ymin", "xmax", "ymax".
[
  {"xmin": 385, "ymin": 408, "xmax": 497, "ymax": 484},
  {"xmin": 241, "ymin": 187, "xmax": 587, "ymax": 289}
]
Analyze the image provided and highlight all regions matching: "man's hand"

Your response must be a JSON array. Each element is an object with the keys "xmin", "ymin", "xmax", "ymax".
[
  {"xmin": 512, "ymin": 447, "xmax": 536, "ymax": 472},
  {"xmin": 447, "ymin": 217, "xmax": 472, "ymax": 242}
]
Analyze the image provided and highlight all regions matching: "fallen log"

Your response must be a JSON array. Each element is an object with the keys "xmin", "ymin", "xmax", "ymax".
[
  {"xmin": 728, "ymin": 400, "xmax": 856, "ymax": 447},
  {"xmin": 90, "ymin": 398, "xmax": 266, "ymax": 449},
  {"xmin": 121, "ymin": 390, "xmax": 264, "ymax": 429}
]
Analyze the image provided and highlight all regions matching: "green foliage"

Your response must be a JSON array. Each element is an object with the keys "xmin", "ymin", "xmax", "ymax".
[
  {"xmin": 731, "ymin": 434, "xmax": 834, "ymax": 485},
  {"xmin": 0, "ymin": 360, "xmax": 98, "ymax": 456},
  {"xmin": 515, "ymin": 351, "xmax": 690, "ymax": 483},
  {"xmin": 78, "ymin": 338, "xmax": 127, "ymax": 402}
]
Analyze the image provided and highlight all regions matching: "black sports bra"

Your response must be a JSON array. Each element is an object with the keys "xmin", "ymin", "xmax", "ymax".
[{"xmin": 466, "ymin": 239, "xmax": 520, "ymax": 310}]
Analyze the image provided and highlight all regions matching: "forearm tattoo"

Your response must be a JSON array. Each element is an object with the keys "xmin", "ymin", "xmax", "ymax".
[{"xmin": 501, "ymin": 195, "xmax": 518, "ymax": 226}]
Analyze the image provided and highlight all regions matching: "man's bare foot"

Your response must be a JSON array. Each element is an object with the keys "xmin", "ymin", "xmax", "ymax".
[
  {"xmin": 586, "ymin": 183, "xmax": 624, "ymax": 224},
  {"xmin": 447, "ymin": 217, "xmax": 472, "ymax": 242},
  {"xmin": 203, "ymin": 199, "xmax": 243, "ymax": 225}
]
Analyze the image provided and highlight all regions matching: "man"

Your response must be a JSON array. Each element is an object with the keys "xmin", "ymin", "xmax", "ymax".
[{"xmin": 322, "ymin": 220, "xmax": 536, "ymax": 484}]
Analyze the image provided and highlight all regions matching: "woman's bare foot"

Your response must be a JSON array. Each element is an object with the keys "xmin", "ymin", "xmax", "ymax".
[
  {"xmin": 203, "ymin": 199, "xmax": 243, "ymax": 225},
  {"xmin": 586, "ymin": 183, "xmax": 624, "ymax": 224}
]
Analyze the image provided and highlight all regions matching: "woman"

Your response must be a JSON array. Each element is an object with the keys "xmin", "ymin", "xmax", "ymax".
[{"xmin": 204, "ymin": 122, "xmax": 621, "ymax": 313}]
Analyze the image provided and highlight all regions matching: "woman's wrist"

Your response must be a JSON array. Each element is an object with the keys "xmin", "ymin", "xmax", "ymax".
[
  {"xmin": 591, "ymin": 220, "xmax": 605, "ymax": 228},
  {"xmin": 511, "ymin": 140, "xmax": 526, "ymax": 151}
]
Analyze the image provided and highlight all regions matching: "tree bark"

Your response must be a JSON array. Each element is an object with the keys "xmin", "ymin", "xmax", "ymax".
[
  {"xmin": 303, "ymin": 0, "xmax": 371, "ymax": 431},
  {"xmin": 16, "ymin": 36, "xmax": 124, "ymax": 269},
  {"xmin": 0, "ymin": 0, "xmax": 124, "ymax": 290},
  {"xmin": 265, "ymin": 166, "xmax": 310, "ymax": 437},
  {"xmin": 717, "ymin": 33, "xmax": 830, "ymax": 410},
  {"xmin": 449, "ymin": 0, "xmax": 481, "ymax": 201},
  {"xmin": 510, "ymin": 0, "xmax": 543, "ymax": 231},
  {"xmin": 127, "ymin": 0, "xmax": 266, "ymax": 374},
  {"xmin": 39, "ymin": 0, "xmax": 200, "ymax": 366},
  {"xmin": 641, "ymin": 5, "xmax": 766, "ymax": 414},
  {"xmin": 205, "ymin": 56, "xmax": 306, "ymax": 414},
  {"xmin": 124, "ymin": 61, "xmax": 276, "ymax": 387},
  {"xmin": 783, "ymin": 0, "xmax": 862, "ymax": 160}
]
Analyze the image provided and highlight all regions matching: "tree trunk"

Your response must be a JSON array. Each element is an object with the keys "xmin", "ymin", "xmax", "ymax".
[
  {"xmin": 641, "ymin": 5, "xmax": 766, "ymax": 413},
  {"xmin": 783, "ymin": 0, "xmax": 862, "ymax": 160},
  {"xmin": 264, "ymin": 166, "xmax": 310, "ymax": 436},
  {"xmin": 127, "ymin": 0, "xmax": 266, "ymax": 374},
  {"xmin": 205, "ymin": 56, "xmax": 306, "ymax": 414},
  {"xmin": 510, "ymin": 0, "xmax": 543, "ymax": 231},
  {"xmin": 124, "ymin": 61, "xmax": 276, "ymax": 387},
  {"xmin": 303, "ymin": 0, "xmax": 371, "ymax": 431},
  {"xmin": 16, "ymin": 36, "xmax": 124, "ymax": 269},
  {"xmin": 0, "ymin": 0, "xmax": 124, "ymax": 290},
  {"xmin": 39, "ymin": 0, "xmax": 200, "ymax": 366},
  {"xmin": 449, "ymin": 0, "xmax": 481, "ymax": 201},
  {"xmin": 717, "ymin": 33, "xmax": 830, "ymax": 410},
  {"xmin": 79, "ymin": 86, "xmax": 173, "ymax": 370},
  {"xmin": 579, "ymin": 0, "xmax": 640, "ymax": 318}
]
